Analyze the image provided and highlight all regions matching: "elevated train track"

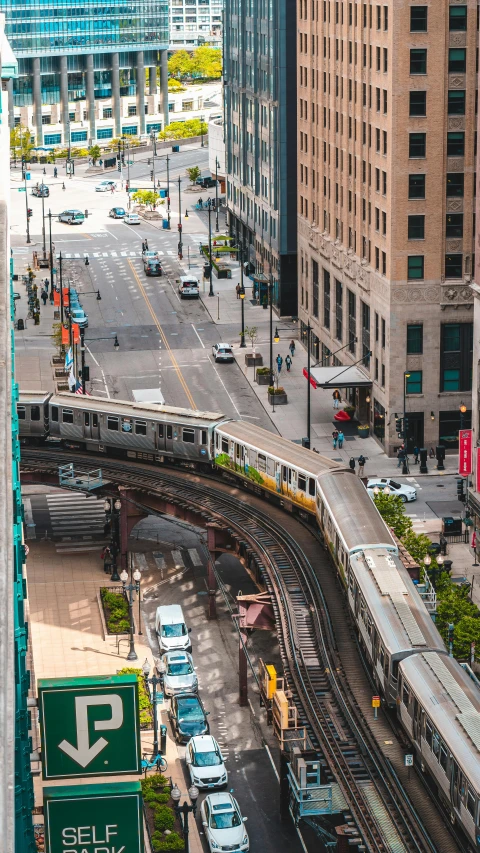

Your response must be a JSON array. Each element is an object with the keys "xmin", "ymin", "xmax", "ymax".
[{"xmin": 21, "ymin": 449, "xmax": 463, "ymax": 853}]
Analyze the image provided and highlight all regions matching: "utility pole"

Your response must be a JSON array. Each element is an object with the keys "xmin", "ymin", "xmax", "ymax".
[
  {"xmin": 177, "ymin": 175, "xmax": 183, "ymax": 259},
  {"xmin": 151, "ymin": 132, "xmax": 157, "ymax": 192},
  {"xmin": 41, "ymin": 191, "xmax": 46, "ymax": 257},
  {"xmin": 215, "ymin": 157, "xmax": 219, "ymax": 232},
  {"xmin": 166, "ymin": 155, "xmax": 171, "ymax": 227},
  {"xmin": 59, "ymin": 251, "xmax": 64, "ymax": 326},
  {"xmin": 239, "ymin": 245, "xmax": 246, "ymax": 348},
  {"xmin": 208, "ymin": 200, "xmax": 214, "ymax": 297},
  {"xmin": 24, "ymin": 169, "xmax": 31, "ymax": 244}
]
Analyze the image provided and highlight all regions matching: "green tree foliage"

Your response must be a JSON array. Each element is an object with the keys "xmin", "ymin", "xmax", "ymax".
[
  {"xmin": 10, "ymin": 124, "xmax": 34, "ymax": 161},
  {"xmin": 117, "ymin": 667, "xmax": 152, "ymax": 727},
  {"xmin": 168, "ymin": 46, "xmax": 222, "ymax": 80},
  {"xmin": 186, "ymin": 165, "xmax": 201, "ymax": 185},
  {"xmin": 373, "ymin": 492, "xmax": 413, "ymax": 539},
  {"xmin": 89, "ymin": 144, "xmax": 101, "ymax": 164},
  {"xmin": 168, "ymin": 78, "xmax": 186, "ymax": 92},
  {"xmin": 131, "ymin": 189, "xmax": 163, "ymax": 210},
  {"xmin": 159, "ymin": 119, "xmax": 208, "ymax": 141}
]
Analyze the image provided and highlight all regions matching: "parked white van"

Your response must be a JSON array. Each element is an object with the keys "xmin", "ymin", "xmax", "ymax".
[
  {"xmin": 155, "ymin": 604, "xmax": 191, "ymax": 652},
  {"xmin": 178, "ymin": 276, "xmax": 200, "ymax": 299}
]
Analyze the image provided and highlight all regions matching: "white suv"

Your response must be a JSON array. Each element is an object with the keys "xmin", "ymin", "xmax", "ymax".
[
  {"xmin": 185, "ymin": 735, "xmax": 227, "ymax": 789},
  {"xmin": 212, "ymin": 343, "xmax": 234, "ymax": 363}
]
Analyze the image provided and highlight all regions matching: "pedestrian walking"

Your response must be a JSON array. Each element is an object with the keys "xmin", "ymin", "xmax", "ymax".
[
  {"xmin": 332, "ymin": 389, "xmax": 341, "ymax": 409},
  {"xmin": 338, "ymin": 430, "xmax": 344, "ymax": 449},
  {"xmin": 289, "ymin": 340, "xmax": 296, "ymax": 357},
  {"xmin": 141, "ymin": 240, "xmax": 146, "ymax": 252},
  {"xmin": 397, "ymin": 447, "xmax": 406, "ymax": 468},
  {"xmin": 44, "ymin": 278, "xmax": 49, "ymax": 289},
  {"xmin": 413, "ymin": 446, "xmax": 419, "ymax": 464},
  {"xmin": 198, "ymin": 197, "xmax": 203, "ymax": 208},
  {"xmin": 429, "ymin": 446, "xmax": 435, "ymax": 459},
  {"xmin": 145, "ymin": 238, "xmax": 149, "ymax": 251},
  {"xmin": 285, "ymin": 354, "xmax": 292, "ymax": 372},
  {"xmin": 43, "ymin": 167, "xmax": 46, "ymax": 175},
  {"xmin": 332, "ymin": 429, "xmax": 339, "ymax": 449},
  {"xmin": 236, "ymin": 283, "xmax": 241, "ymax": 299},
  {"xmin": 276, "ymin": 354, "xmax": 283, "ymax": 374},
  {"xmin": 62, "ymin": 182, "xmax": 65, "ymax": 190},
  {"xmin": 110, "ymin": 185, "xmax": 115, "ymax": 194},
  {"xmin": 358, "ymin": 454, "xmax": 366, "ymax": 477},
  {"xmin": 41, "ymin": 290, "xmax": 47, "ymax": 306},
  {"xmin": 53, "ymin": 167, "xmax": 57, "ymax": 178},
  {"xmin": 349, "ymin": 457, "xmax": 356, "ymax": 472}
]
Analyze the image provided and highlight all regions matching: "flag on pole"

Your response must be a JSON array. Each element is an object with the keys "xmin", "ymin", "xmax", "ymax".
[
  {"xmin": 68, "ymin": 366, "xmax": 76, "ymax": 392},
  {"xmin": 75, "ymin": 379, "xmax": 91, "ymax": 396},
  {"xmin": 65, "ymin": 347, "xmax": 73, "ymax": 370}
]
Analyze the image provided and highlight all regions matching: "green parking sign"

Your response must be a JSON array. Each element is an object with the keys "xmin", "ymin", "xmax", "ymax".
[
  {"xmin": 44, "ymin": 781, "xmax": 143, "ymax": 853},
  {"xmin": 38, "ymin": 675, "xmax": 141, "ymax": 780}
]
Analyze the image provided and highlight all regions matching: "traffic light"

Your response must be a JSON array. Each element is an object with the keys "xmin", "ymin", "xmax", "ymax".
[
  {"xmin": 403, "ymin": 416, "xmax": 408, "ymax": 436},
  {"xmin": 456, "ymin": 478, "xmax": 466, "ymax": 502},
  {"xmin": 395, "ymin": 417, "xmax": 403, "ymax": 437},
  {"xmin": 118, "ymin": 162, "xmax": 121, "ymax": 172},
  {"xmin": 27, "ymin": 208, "xmax": 33, "ymax": 218},
  {"xmin": 178, "ymin": 223, "xmax": 182, "ymax": 232},
  {"xmin": 150, "ymin": 171, "xmax": 154, "ymax": 180},
  {"xmin": 80, "ymin": 365, "xmax": 90, "ymax": 382}
]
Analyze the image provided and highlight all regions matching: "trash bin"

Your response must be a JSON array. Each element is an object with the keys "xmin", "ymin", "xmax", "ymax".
[
  {"xmin": 160, "ymin": 724, "xmax": 167, "ymax": 755},
  {"xmin": 443, "ymin": 559, "xmax": 453, "ymax": 574},
  {"xmin": 159, "ymin": 188, "xmax": 167, "ymax": 198},
  {"xmin": 443, "ymin": 517, "xmax": 462, "ymax": 535},
  {"xmin": 162, "ymin": 219, "xmax": 169, "ymax": 229},
  {"xmin": 17, "ymin": 318, "xmax": 25, "ymax": 331},
  {"xmin": 302, "ymin": 437, "xmax": 310, "ymax": 449},
  {"xmin": 172, "ymin": 145, "xmax": 180, "ymax": 153}
]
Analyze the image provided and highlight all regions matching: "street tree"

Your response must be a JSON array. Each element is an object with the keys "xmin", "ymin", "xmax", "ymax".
[
  {"xmin": 159, "ymin": 118, "xmax": 208, "ymax": 141},
  {"xmin": 244, "ymin": 326, "xmax": 258, "ymax": 349},
  {"xmin": 186, "ymin": 166, "xmax": 201, "ymax": 185},
  {"xmin": 190, "ymin": 46, "xmax": 222, "ymax": 79},
  {"xmin": 89, "ymin": 144, "xmax": 101, "ymax": 165},
  {"xmin": 10, "ymin": 124, "xmax": 34, "ymax": 162},
  {"xmin": 168, "ymin": 50, "xmax": 192, "ymax": 79},
  {"xmin": 372, "ymin": 492, "xmax": 413, "ymax": 539},
  {"xmin": 131, "ymin": 189, "xmax": 164, "ymax": 210}
]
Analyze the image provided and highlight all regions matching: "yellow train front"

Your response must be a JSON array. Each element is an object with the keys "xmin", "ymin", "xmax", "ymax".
[{"xmin": 214, "ymin": 421, "xmax": 342, "ymax": 514}]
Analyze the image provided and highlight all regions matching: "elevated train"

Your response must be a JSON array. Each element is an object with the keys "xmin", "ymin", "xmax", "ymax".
[{"xmin": 18, "ymin": 391, "xmax": 480, "ymax": 849}]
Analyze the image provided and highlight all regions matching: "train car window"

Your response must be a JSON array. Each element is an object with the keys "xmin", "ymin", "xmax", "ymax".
[
  {"xmin": 425, "ymin": 718, "xmax": 433, "ymax": 748},
  {"xmin": 17, "ymin": 406, "xmax": 26, "ymax": 420},
  {"xmin": 221, "ymin": 437, "xmax": 228, "ymax": 453},
  {"xmin": 467, "ymin": 786, "xmax": 475, "ymax": 818},
  {"xmin": 383, "ymin": 656, "xmax": 389, "ymax": 679},
  {"xmin": 432, "ymin": 731, "xmax": 440, "ymax": 760},
  {"xmin": 62, "ymin": 409, "xmax": 73, "ymax": 424},
  {"xmin": 308, "ymin": 478, "xmax": 315, "ymax": 496},
  {"xmin": 167, "ymin": 425, "xmax": 173, "ymax": 440},
  {"xmin": 159, "ymin": 424, "xmax": 164, "ymax": 438},
  {"xmin": 402, "ymin": 682, "xmax": 409, "ymax": 707},
  {"xmin": 201, "ymin": 430, "xmax": 207, "ymax": 445},
  {"xmin": 282, "ymin": 467, "xmax": 287, "ymax": 481},
  {"xmin": 258, "ymin": 454, "xmax": 267, "ymax": 473},
  {"xmin": 348, "ymin": 572, "xmax": 354, "ymax": 592},
  {"xmin": 267, "ymin": 457, "xmax": 275, "ymax": 476},
  {"xmin": 183, "ymin": 428, "xmax": 195, "ymax": 443},
  {"xmin": 107, "ymin": 416, "xmax": 119, "ymax": 431},
  {"xmin": 439, "ymin": 744, "xmax": 448, "ymax": 773},
  {"xmin": 367, "ymin": 616, "xmax": 372, "ymax": 638},
  {"xmin": 298, "ymin": 473, "xmax": 307, "ymax": 491},
  {"xmin": 135, "ymin": 421, "xmax": 147, "ymax": 436},
  {"xmin": 93, "ymin": 414, "xmax": 98, "ymax": 427},
  {"xmin": 51, "ymin": 406, "xmax": 58, "ymax": 422},
  {"xmin": 31, "ymin": 406, "xmax": 40, "ymax": 421},
  {"xmin": 84, "ymin": 413, "xmax": 90, "ymax": 426},
  {"xmin": 391, "ymin": 660, "xmax": 398, "ymax": 681}
]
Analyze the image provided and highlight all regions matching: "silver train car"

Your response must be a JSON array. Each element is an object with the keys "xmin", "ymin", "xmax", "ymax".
[{"xmin": 399, "ymin": 653, "xmax": 480, "ymax": 849}]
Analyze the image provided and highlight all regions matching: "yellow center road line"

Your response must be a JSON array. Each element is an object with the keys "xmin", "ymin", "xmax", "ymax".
[{"xmin": 128, "ymin": 259, "xmax": 197, "ymax": 410}]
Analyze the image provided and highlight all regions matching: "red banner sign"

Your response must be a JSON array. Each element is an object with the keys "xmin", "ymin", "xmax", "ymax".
[
  {"xmin": 476, "ymin": 448, "xmax": 480, "ymax": 493},
  {"xmin": 302, "ymin": 367, "xmax": 317, "ymax": 389},
  {"xmin": 459, "ymin": 428, "xmax": 473, "ymax": 476}
]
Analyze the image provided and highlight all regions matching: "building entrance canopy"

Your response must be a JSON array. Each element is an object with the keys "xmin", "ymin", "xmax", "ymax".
[{"xmin": 307, "ymin": 365, "xmax": 372, "ymax": 389}]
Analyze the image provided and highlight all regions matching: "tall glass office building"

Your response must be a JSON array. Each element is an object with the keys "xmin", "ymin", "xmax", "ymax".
[{"xmin": 0, "ymin": 0, "xmax": 169, "ymax": 144}]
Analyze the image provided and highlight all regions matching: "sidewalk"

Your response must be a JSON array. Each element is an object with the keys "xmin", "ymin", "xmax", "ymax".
[
  {"xmin": 26, "ymin": 514, "xmax": 203, "ymax": 853},
  {"xmin": 199, "ymin": 279, "xmax": 460, "ymax": 478}
]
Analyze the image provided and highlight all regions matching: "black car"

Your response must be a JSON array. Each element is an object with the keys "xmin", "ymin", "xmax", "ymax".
[
  {"xmin": 32, "ymin": 184, "xmax": 49, "ymax": 198},
  {"xmin": 168, "ymin": 692, "xmax": 209, "ymax": 744},
  {"xmin": 195, "ymin": 176, "xmax": 218, "ymax": 189}
]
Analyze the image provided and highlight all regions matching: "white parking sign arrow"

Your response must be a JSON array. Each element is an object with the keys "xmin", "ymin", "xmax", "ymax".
[{"xmin": 59, "ymin": 694, "xmax": 123, "ymax": 768}]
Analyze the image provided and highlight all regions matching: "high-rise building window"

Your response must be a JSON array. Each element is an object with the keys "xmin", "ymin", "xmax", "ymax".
[
  {"xmin": 410, "ymin": 49, "xmax": 427, "ymax": 74},
  {"xmin": 348, "ymin": 290, "xmax": 356, "ymax": 353},
  {"xmin": 408, "ymin": 174, "xmax": 425, "ymax": 199},
  {"xmin": 445, "ymin": 254, "xmax": 463, "ymax": 279},
  {"xmin": 407, "ymin": 256, "xmax": 424, "ymax": 280},
  {"xmin": 406, "ymin": 371, "xmax": 422, "ymax": 394},
  {"xmin": 446, "ymin": 214, "xmax": 464, "ymax": 238},
  {"xmin": 446, "ymin": 173, "xmax": 464, "ymax": 197},
  {"xmin": 312, "ymin": 260, "xmax": 319, "ymax": 318},
  {"xmin": 408, "ymin": 215, "xmax": 425, "ymax": 240},
  {"xmin": 361, "ymin": 302, "xmax": 370, "ymax": 364},
  {"xmin": 335, "ymin": 279, "xmax": 343, "ymax": 341},
  {"xmin": 448, "ymin": 49, "xmax": 466, "ymax": 73},
  {"xmin": 409, "ymin": 91, "xmax": 426, "ymax": 116},
  {"xmin": 447, "ymin": 91, "xmax": 466, "ymax": 115},
  {"xmin": 323, "ymin": 269, "xmax": 330, "ymax": 329},
  {"xmin": 440, "ymin": 323, "xmax": 473, "ymax": 391},
  {"xmin": 447, "ymin": 132, "xmax": 465, "ymax": 156},
  {"xmin": 407, "ymin": 324, "xmax": 423, "ymax": 354},
  {"xmin": 410, "ymin": 6, "xmax": 427, "ymax": 32},
  {"xmin": 449, "ymin": 6, "xmax": 467, "ymax": 31},
  {"xmin": 409, "ymin": 133, "xmax": 426, "ymax": 158}
]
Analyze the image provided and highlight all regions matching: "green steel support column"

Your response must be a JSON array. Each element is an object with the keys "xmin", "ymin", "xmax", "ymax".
[{"xmin": 10, "ymin": 255, "xmax": 35, "ymax": 853}]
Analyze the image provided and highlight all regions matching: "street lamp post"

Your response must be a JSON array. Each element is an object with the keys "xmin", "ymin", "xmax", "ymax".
[
  {"xmin": 120, "ymin": 567, "xmax": 141, "ymax": 661},
  {"xmin": 171, "ymin": 785, "xmax": 199, "ymax": 853},
  {"xmin": 239, "ymin": 246, "xmax": 246, "ymax": 348},
  {"xmin": 177, "ymin": 175, "xmax": 183, "ymax": 259},
  {"xmin": 104, "ymin": 498, "xmax": 122, "ymax": 581},
  {"xmin": 460, "ymin": 402, "xmax": 467, "ymax": 430},
  {"xmin": 142, "ymin": 659, "xmax": 164, "ymax": 757},
  {"xmin": 150, "ymin": 131, "xmax": 157, "ymax": 191},
  {"xmin": 268, "ymin": 277, "xmax": 274, "ymax": 385},
  {"xmin": 208, "ymin": 200, "xmax": 214, "ymax": 297},
  {"xmin": 24, "ymin": 169, "xmax": 31, "ymax": 244},
  {"xmin": 403, "ymin": 371, "xmax": 410, "ymax": 475},
  {"xmin": 215, "ymin": 157, "xmax": 219, "ymax": 232},
  {"xmin": 79, "ymin": 328, "xmax": 120, "ymax": 394},
  {"xmin": 166, "ymin": 155, "xmax": 171, "ymax": 227}
]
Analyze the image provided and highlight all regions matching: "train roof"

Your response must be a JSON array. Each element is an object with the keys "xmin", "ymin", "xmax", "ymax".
[
  {"xmin": 18, "ymin": 391, "xmax": 51, "ymax": 405},
  {"xmin": 216, "ymin": 420, "xmax": 342, "ymax": 476},
  {"xmin": 50, "ymin": 393, "xmax": 227, "ymax": 424},
  {"xmin": 350, "ymin": 549, "xmax": 445, "ymax": 656},
  {"xmin": 318, "ymin": 471, "xmax": 396, "ymax": 552},
  {"xmin": 400, "ymin": 653, "xmax": 480, "ymax": 789}
]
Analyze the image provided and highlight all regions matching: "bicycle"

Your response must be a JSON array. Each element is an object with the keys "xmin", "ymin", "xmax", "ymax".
[{"xmin": 141, "ymin": 752, "xmax": 168, "ymax": 776}]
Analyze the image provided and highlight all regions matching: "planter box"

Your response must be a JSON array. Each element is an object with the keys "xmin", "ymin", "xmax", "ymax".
[
  {"xmin": 256, "ymin": 372, "xmax": 271, "ymax": 385},
  {"xmin": 246, "ymin": 353, "xmax": 263, "ymax": 367},
  {"xmin": 357, "ymin": 427, "xmax": 370, "ymax": 438},
  {"xmin": 268, "ymin": 392, "xmax": 288, "ymax": 405}
]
